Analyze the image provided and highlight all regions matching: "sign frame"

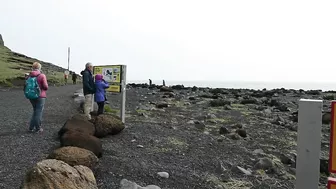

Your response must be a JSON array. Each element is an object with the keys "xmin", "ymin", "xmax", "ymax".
[
  {"xmin": 93, "ymin": 64, "xmax": 123, "ymax": 93},
  {"xmin": 330, "ymin": 101, "xmax": 336, "ymax": 173}
]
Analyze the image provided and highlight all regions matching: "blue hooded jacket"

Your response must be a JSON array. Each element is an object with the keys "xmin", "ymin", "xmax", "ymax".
[{"xmin": 94, "ymin": 79, "xmax": 109, "ymax": 102}]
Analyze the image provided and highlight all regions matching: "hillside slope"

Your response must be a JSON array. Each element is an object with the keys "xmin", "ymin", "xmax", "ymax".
[{"xmin": 0, "ymin": 35, "xmax": 80, "ymax": 87}]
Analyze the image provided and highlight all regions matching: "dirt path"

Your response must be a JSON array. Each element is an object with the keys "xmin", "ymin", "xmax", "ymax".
[{"xmin": 0, "ymin": 84, "xmax": 81, "ymax": 189}]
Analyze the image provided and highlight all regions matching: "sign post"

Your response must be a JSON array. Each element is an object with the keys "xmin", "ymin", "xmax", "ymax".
[
  {"xmin": 295, "ymin": 99, "xmax": 323, "ymax": 189},
  {"xmin": 120, "ymin": 65, "xmax": 127, "ymax": 123},
  {"xmin": 92, "ymin": 64, "xmax": 127, "ymax": 123}
]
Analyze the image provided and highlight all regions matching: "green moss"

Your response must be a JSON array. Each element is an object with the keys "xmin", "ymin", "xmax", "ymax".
[
  {"xmin": 104, "ymin": 105, "xmax": 119, "ymax": 114},
  {"xmin": 136, "ymin": 109, "xmax": 149, "ymax": 114},
  {"xmin": 206, "ymin": 175, "xmax": 253, "ymax": 189},
  {"xmin": 167, "ymin": 137, "xmax": 188, "ymax": 148},
  {"xmin": 231, "ymin": 103, "xmax": 252, "ymax": 116},
  {"xmin": 207, "ymin": 117, "xmax": 231, "ymax": 123},
  {"xmin": 231, "ymin": 103, "xmax": 246, "ymax": 108}
]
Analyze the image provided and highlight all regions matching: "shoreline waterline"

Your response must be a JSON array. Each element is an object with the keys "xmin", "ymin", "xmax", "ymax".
[{"xmin": 127, "ymin": 80, "xmax": 336, "ymax": 91}]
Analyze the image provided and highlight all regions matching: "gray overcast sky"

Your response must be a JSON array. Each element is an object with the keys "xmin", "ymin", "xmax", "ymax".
[{"xmin": 1, "ymin": 0, "xmax": 335, "ymax": 82}]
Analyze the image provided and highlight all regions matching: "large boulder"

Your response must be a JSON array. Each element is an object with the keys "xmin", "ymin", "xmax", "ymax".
[
  {"xmin": 22, "ymin": 159, "xmax": 98, "ymax": 189},
  {"xmin": 48, "ymin": 146, "xmax": 99, "ymax": 168},
  {"xmin": 93, "ymin": 114, "xmax": 125, "ymax": 138},
  {"xmin": 58, "ymin": 114, "xmax": 96, "ymax": 138},
  {"xmin": 60, "ymin": 130, "xmax": 103, "ymax": 158}
]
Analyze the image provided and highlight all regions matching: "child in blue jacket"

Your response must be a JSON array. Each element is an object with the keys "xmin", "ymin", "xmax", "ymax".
[{"xmin": 94, "ymin": 74, "xmax": 109, "ymax": 115}]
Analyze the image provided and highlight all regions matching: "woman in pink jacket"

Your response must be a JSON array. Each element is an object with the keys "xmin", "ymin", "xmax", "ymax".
[{"xmin": 27, "ymin": 62, "xmax": 48, "ymax": 133}]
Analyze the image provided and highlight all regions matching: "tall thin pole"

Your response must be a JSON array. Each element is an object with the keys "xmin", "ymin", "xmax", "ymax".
[{"xmin": 67, "ymin": 47, "xmax": 70, "ymax": 71}]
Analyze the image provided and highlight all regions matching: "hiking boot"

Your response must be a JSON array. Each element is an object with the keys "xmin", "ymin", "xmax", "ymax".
[
  {"xmin": 105, "ymin": 101, "xmax": 110, "ymax": 104},
  {"xmin": 28, "ymin": 129, "xmax": 35, "ymax": 133}
]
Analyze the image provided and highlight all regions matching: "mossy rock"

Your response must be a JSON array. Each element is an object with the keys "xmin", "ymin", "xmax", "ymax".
[
  {"xmin": 48, "ymin": 146, "xmax": 98, "ymax": 169},
  {"xmin": 93, "ymin": 114, "xmax": 125, "ymax": 138}
]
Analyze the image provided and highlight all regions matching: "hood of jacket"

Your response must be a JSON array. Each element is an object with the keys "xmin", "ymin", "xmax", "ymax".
[{"xmin": 30, "ymin": 69, "xmax": 41, "ymax": 77}]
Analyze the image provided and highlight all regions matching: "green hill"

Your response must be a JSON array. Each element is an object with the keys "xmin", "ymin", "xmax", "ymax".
[{"xmin": 0, "ymin": 35, "xmax": 79, "ymax": 87}]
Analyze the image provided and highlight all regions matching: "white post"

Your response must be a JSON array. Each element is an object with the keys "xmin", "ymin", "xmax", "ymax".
[
  {"xmin": 295, "ymin": 99, "xmax": 323, "ymax": 189},
  {"xmin": 120, "ymin": 65, "xmax": 127, "ymax": 123},
  {"xmin": 91, "ymin": 74, "xmax": 95, "ymax": 112}
]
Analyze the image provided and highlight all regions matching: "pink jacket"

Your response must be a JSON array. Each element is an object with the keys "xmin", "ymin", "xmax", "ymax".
[{"xmin": 29, "ymin": 70, "xmax": 48, "ymax": 98}]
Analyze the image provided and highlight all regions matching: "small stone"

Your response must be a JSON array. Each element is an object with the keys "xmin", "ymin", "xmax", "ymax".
[
  {"xmin": 236, "ymin": 166, "xmax": 252, "ymax": 175},
  {"xmin": 195, "ymin": 122, "xmax": 206, "ymax": 130},
  {"xmin": 279, "ymin": 153, "xmax": 294, "ymax": 165},
  {"xmin": 187, "ymin": 120, "xmax": 195, "ymax": 124},
  {"xmin": 263, "ymin": 108, "xmax": 272, "ymax": 115},
  {"xmin": 137, "ymin": 145, "xmax": 144, "ymax": 148},
  {"xmin": 254, "ymin": 157, "xmax": 274, "ymax": 170},
  {"xmin": 156, "ymin": 103, "xmax": 169, "ymax": 109},
  {"xmin": 208, "ymin": 119, "xmax": 218, "ymax": 124},
  {"xmin": 131, "ymin": 139, "xmax": 136, "ymax": 142},
  {"xmin": 228, "ymin": 133, "xmax": 240, "ymax": 140},
  {"xmin": 236, "ymin": 129, "xmax": 247, "ymax": 138},
  {"xmin": 206, "ymin": 114, "xmax": 217, "ymax": 119},
  {"xmin": 194, "ymin": 120, "xmax": 201, "ymax": 124},
  {"xmin": 289, "ymin": 125, "xmax": 298, "ymax": 131},
  {"xmin": 189, "ymin": 97, "xmax": 196, "ymax": 100},
  {"xmin": 252, "ymin": 149, "xmax": 264, "ymax": 154},
  {"xmin": 157, "ymin": 172, "xmax": 169, "ymax": 178},
  {"xmin": 322, "ymin": 112, "xmax": 331, "ymax": 124},
  {"xmin": 233, "ymin": 123, "xmax": 243, "ymax": 129},
  {"xmin": 144, "ymin": 185, "xmax": 161, "ymax": 189},
  {"xmin": 224, "ymin": 105, "xmax": 232, "ymax": 110},
  {"xmin": 219, "ymin": 126, "xmax": 230, "ymax": 135}
]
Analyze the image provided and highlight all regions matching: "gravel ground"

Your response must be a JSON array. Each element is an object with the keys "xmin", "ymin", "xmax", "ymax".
[{"xmin": 0, "ymin": 84, "xmax": 81, "ymax": 189}]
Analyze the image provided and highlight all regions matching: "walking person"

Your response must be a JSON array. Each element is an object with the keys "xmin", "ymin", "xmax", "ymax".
[
  {"xmin": 24, "ymin": 62, "xmax": 48, "ymax": 133},
  {"xmin": 81, "ymin": 62, "xmax": 96, "ymax": 120},
  {"xmin": 64, "ymin": 73, "xmax": 68, "ymax": 85},
  {"xmin": 72, "ymin": 72, "xmax": 77, "ymax": 84},
  {"xmin": 94, "ymin": 74, "xmax": 109, "ymax": 115}
]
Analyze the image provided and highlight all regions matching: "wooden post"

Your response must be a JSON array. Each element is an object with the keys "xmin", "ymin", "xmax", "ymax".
[{"xmin": 295, "ymin": 99, "xmax": 323, "ymax": 189}]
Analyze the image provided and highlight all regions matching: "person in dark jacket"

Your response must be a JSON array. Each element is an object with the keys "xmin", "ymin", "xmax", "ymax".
[
  {"xmin": 94, "ymin": 74, "xmax": 109, "ymax": 115},
  {"xmin": 72, "ymin": 72, "xmax": 77, "ymax": 84},
  {"xmin": 81, "ymin": 62, "xmax": 96, "ymax": 120}
]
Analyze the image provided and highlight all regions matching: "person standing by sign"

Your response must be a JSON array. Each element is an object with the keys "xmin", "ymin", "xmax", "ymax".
[
  {"xmin": 72, "ymin": 72, "xmax": 77, "ymax": 84},
  {"xmin": 94, "ymin": 74, "xmax": 109, "ymax": 115},
  {"xmin": 81, "ymin": 62, "xmax": 96, "ymax": 120}
]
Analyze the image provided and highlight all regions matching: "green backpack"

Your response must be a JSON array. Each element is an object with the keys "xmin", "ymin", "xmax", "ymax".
[{"xmin": 24, "ymin": 74, "xmax": 41, "ymax": 99}]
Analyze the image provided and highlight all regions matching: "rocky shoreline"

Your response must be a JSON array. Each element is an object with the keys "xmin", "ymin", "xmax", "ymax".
[{"xmin": 107, "ymin": 83, "xmax": 333, "ymax": 188}]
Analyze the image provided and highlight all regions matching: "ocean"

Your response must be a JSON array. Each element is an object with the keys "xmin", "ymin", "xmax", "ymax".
[{"xmin": 127, "ymin": 80, "xmax": 336, "ymax": 91}]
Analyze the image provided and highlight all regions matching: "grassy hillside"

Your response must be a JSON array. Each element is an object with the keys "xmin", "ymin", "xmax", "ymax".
[{"xmin": 0, "ymin": 45, "xmax": 80, "ymax": 87}]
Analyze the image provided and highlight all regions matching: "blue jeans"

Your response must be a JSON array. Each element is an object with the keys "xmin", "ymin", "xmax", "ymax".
[{"xmin": 29, "ymin": 98, "xmax": 46, "ymax": 131}]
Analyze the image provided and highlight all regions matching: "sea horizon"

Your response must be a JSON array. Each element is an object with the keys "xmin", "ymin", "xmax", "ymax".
[{"xmin": 127, "ymin": 80, "xmax": 336, "ymax": 91}]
